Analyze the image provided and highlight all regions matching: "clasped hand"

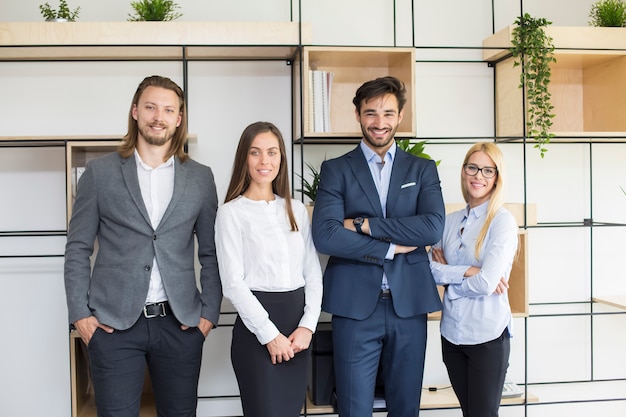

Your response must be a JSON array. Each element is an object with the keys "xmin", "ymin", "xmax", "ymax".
[{"xmin": 266, "ymin": 327, "xmax": 312, "ymax": 365}]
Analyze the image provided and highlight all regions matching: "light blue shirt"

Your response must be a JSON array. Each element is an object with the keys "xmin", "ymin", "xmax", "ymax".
[
  {"xmin": 429, "ymin": 201, "xmax": 518, "ymax": 345},
  {"xmin": 360, "ymin": 141, "xmax": 396, "ymax": 289}
]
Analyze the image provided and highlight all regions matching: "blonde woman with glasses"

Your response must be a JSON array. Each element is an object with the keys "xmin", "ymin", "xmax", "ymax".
[{"xmin": 429, "ymin": 142, "xmax": 518, "ymax": 417}]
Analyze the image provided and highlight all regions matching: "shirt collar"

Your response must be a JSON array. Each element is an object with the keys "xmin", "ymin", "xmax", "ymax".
[
  {"xmin": 467, "ymin": 200, "xmax": 489, "ymax": 220},
  {"xmin": 134, "ymin": 149, "xmax": 175, "ymax": 171},
  {"xmin": 360, "ymin": 140, "xmax": 396, "ymax": 165}
]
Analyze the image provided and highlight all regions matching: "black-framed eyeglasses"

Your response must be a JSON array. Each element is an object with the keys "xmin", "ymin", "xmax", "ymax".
[{"xmin": 463, "ymin": 163, "xmax": 498, "ymax": 178}]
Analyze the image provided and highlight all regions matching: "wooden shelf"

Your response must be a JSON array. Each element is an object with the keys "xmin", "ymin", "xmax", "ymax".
[
  {"xmin": 593, "ymin": 295, "xmax": 626, "ymax": 310},
  {"xmin": 293, "ymin": 46, "xmax": 416, "ymax": 140},
  {"xmin": 483, "ymin": 26, "xmax": 626, "ymax": 139},
  {"xmin": 0, "ymin": 21, "xmax": 311, "ymax": 61},
  {"xmin": 303, "ymin": 386, "xmax": 537, "ymax": 413}
]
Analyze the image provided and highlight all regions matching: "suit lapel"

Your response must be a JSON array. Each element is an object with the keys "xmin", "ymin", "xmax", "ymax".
[
  {"xmin": 120, "ymin": 154, "xmax": 152, "ymax": 227},
  {"xmin": 347, "ymin": 147, "xmax": 384, "ymax": 218},
  {"xmin": 386, "ymin": 150, "xmax": 410, "ymax": 216},
  {"xmin": 158, "ymin": 157, "xmax": 187, "ymax": 229}
]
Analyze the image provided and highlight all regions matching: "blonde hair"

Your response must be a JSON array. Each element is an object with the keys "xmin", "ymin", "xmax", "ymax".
[{"xmin": 461, "ymin": 142, "xmax": 506, "ymax": 259}]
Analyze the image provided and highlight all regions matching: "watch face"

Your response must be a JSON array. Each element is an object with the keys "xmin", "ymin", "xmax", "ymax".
[{"xmin": 354, "ymin": 217, "xmax": 364, "ymax": 225}]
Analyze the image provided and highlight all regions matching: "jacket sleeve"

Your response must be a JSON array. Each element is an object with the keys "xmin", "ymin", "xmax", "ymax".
[
  {"xmin": 64, "ymin": 161, "xmax": 100, "ymax": 324},
  {"xmin": 195, "ymin": 166, "xmax": 223, "ymax": 327},
  {"xmin": 312, "ymin": 159, "xmax": 391, "ymax": 264}
]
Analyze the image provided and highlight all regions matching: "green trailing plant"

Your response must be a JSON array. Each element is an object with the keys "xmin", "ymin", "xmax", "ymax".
[
  {"xmin": 510, "ymin": 13, "xmax": 557, "ymax": 158},
  {"xmin": 589, "ymin": 0, "xmax": 626, "ymax": 27},
  {"xmin": 296, "ymin": 162, "xmax": 321, "ymax": 204},
  {"xmin": 396, "ymin": 139, "xmax": 440, "ymax": 165},
  {"xmin": 128, "ymin": 0, "xmax": 182, "ymax": 22},
  {"xmin": 39, "ymin": 0, "xmax": 80, "ymax": 21}
]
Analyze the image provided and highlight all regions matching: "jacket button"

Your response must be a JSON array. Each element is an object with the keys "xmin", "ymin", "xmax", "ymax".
[
  {"xmin": 153, "ymin": 234, "xmax": 157, "ymax": 240},
  {"xmin": 144, "ymin": 265, "xmax": 151, "ymax": 271}
]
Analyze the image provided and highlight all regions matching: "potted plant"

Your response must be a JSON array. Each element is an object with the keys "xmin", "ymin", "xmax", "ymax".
[
  {"xmin": 128, "ymin": 0, "xmax": 183, "ymax": 21},
  {"xmin": 510, "ymin": 13, "xmax": 557, "ymax": 158},
  {"xmin": 396, "ymin": 139, "xmax": 440, "ymax": 165},
  {"xmin": 39, "ymin": 0, "xmax": 80, "ymax": 22},
  {"xmin": 296, "ymin": 162, "xmax": 321, "ymax": 205},
  {"xmin": 589, "ymin": 0, "xmax": 626, "ymax": 27}
]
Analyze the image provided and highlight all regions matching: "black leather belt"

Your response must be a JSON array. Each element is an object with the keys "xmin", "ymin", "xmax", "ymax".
[
  {"xmin": 143, "ymin": 301, "xmax": 168, "ymax": 318},
  {"xmin": 380, "ymin": 289, "xmax": 392, "ymax": 299}
]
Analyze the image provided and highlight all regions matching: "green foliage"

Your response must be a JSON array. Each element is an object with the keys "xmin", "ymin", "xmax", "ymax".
[
  {"xmin": 589, "ymin": 0, "xmax": 626, "ymax": 27},
  {"xmin": 128, "ymin": 0, "xmax": 183, "ymax": 22},
  {"xmin": 296, "ymin": 162, "xmax": 321, "ymax": 203},
  {"xmin": 39, "ymin": 0, "xmax": 80, "ymax": 21},
  {"xmin": 510, "ymin": 13, "xmax": 557, "ymax": 158},
  {"xmin": 396, "ymin": 139, "xmax": 440, "ymax": 165}
]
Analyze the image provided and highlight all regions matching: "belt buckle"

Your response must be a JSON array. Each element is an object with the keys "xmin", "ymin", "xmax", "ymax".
[
  {"xmin": 143, "ymin": 302, "xmax": 166, "ymax": 318},
  {"xmin": 380, "ymin": 289, "xmax": 392, "ymax": 299}
]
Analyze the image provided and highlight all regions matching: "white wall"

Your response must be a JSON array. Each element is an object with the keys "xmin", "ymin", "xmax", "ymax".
[{"xmin": 1, "ymin": 1, "xmax": 625, "ymax": 416}]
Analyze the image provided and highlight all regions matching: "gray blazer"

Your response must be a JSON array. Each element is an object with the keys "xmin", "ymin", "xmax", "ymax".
[{"xmin": 64, "ymin": 151, "xmax": 222, "ymax": 330}]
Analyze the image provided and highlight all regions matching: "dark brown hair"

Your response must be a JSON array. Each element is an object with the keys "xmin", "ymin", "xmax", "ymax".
[
  {"xmin": 352, "ymin": 76, "xmax": 407, "ymax": 113},
  {"xmin": 224, "ymin": 121, "xmax": 298, "ymax": 231},
  {"xmin": 118, "ymin": 75, "xmax": 188, "ymax": 162}
]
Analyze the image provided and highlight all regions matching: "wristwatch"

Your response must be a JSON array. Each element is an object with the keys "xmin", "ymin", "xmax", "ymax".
[{"xmin": 353, "ymin": 217, "xmax": 365, "ymax": 234}]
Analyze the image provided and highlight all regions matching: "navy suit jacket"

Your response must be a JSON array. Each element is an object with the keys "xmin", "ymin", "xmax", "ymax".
[{"xmin": 312, "ymin": 145, "xmax": 444, "ymax": 320}]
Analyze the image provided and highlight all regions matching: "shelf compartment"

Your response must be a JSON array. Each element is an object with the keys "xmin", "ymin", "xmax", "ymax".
[
  {"xmin": 483, "ymin": 26, "xmax": 626, "ymax": 139},
  {"xmin": 0, "ymin": 22, "xmax": 311, "ymax": 61},
  {"xmin": 293, "ymin": 46, "xmax": 416, "ymax": 140}
]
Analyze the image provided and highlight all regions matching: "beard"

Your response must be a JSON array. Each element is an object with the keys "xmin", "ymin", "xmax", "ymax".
[
  {"xmin": 138, "ymin": 123, "xmax": 175, "ymax": 147},
  {"xmin": 360, "ymin": 123, "xmax": 399, "ymax": 150}
]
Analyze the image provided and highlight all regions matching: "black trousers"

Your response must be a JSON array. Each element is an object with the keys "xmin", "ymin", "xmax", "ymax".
[
  {"xmin": 441, "ymin": 328, "xmax": 510, "ymax": 417},
  {"xmin": 87, "ymin": 311, "xmax": 206, "ymax": 417},
  {"xmin": 231, "ymin": 288, "xmax": 309, "ymax": 417}
]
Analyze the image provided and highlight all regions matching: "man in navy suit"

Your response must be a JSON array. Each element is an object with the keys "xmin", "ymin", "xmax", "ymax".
[{"xmin": 312, "ymin": 76, "xmax": 445, "ymax": 417}]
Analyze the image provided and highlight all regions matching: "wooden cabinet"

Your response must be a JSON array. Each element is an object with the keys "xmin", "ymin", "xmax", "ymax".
[
  {"xmin": 293, "ymin": 46, "xmax": 416, "ymax": 140},
  {"xmin": 483, "ymin": 26, "xmax": 626, "ymax": 140}
]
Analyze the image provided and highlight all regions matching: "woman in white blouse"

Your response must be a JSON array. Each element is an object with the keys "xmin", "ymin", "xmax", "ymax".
[
  {"xmin": 429, "ymin": 142, "xmax": 518, "ymax": 417},
  {"xmin": 215, "ymin": 121, "xmax": 323, "ymax": 417}
]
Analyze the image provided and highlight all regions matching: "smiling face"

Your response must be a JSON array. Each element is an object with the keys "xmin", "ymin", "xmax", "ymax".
[
  {"xmin": 356, "ymin": 93, "xmax": 404, "ymax": 157},
  {"xmin": 246, "ymin": 131, "xmax": 281, "ymax": 191},
  {"xmin": 462, "ymin": 150, "xmax": 498, "ymax": 208},
  {"xmin": 132, "ymin": 85, "xmax": 182, "ymax": 148}
]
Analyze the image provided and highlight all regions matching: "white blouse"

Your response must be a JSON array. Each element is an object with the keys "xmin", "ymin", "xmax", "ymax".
[{"xmin": 215, "ymin": 195, "xmax": 323, "ymax": 345}]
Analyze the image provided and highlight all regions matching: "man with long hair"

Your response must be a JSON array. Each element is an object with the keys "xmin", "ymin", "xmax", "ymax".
[{"xmin": 64, "ymin": 75, "xmax": 222, "ymax": 417}]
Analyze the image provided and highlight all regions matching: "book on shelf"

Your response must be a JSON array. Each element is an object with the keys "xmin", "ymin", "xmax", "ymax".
[
  {"xmin": 308, "ymin": 69, "xmax": 334, "ymax": 133},
  {"xmin": 71, "ymin": 166, "xmax": 86, "ymax": 199}
]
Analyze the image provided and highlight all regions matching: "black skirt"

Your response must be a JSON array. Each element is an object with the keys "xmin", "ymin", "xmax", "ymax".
[{"xmin": 231, "ymin": 287, "xmax": 310, "ymax": 417}]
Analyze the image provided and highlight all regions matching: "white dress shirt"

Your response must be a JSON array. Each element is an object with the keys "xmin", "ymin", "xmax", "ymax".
[
  {"xmin": 134, "ymin": 150, "xmax": 175, "ymax": 304},
  {"xmin": 215, "ymin": 195, "xmax": 323, "ymax": 345}
]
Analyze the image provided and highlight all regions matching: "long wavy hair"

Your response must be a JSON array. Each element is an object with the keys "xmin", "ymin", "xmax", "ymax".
[
  {"xmin": 461, "ymin": 142, "xmax": 506, "ymax": 259},
  {"xmin": 118, "ymin": 75, "xmax": 188, "ymax": 162},
  {"xmin": 224, "ymin": 121, "xmax": 298, "ymax": 232}
]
